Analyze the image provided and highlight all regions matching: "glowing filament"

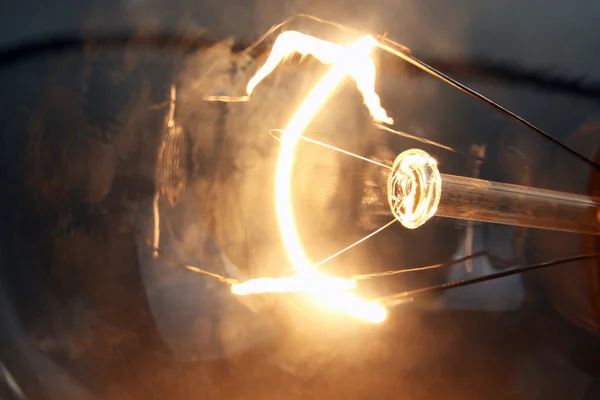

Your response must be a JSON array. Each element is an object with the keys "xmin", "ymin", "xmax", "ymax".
[
  {"xmin": 232, "ymin": 275, "xmax": 356, "ymax": 295},
  {"xmin": 232, "ymin": 31, "xmax": 393, "ymax": 323}
]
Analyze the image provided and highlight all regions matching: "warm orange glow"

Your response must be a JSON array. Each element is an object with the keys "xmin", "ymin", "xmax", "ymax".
[
  {"xmin": 232, "ymin": 275, "xmax": 356, "ymax": 295},
  {"xmin": 232, "ymin": 31, "xmax": 392, "ymax": 323}
]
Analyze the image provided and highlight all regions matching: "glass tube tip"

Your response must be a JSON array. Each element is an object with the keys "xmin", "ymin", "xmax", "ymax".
[{"xmin": 387, "ymin": 149, "xmax": 442, "ymax": 229}]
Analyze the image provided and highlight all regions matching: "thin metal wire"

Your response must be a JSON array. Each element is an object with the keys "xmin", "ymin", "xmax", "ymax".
[
  {"xmin": 140, "ymin": 235, "xmax": 239, "ymax": 285},
  {"xmin": 152, "ymin": 192, "xmax": 160, "ymax": 258},
  {"xmin": 269, "ymin": 129, "xmax": 392, "ymax": 170},
  {"xmin": 376, "ymin": 253, "xmax": 600, "ymax": 307},
  {"xmin": 374, "ymin": 123, "xmax": 463, "ymax": 155},
  {"xmin": 312, "ymin": 219, "xmax": 397, "ymax": 269},
  {"xmin": 354, "ymin": 263, "xmax": 445, "ymax": 279},
  {"xmin": 353, "ymin": 250, "xmax": 489, "ymax": 280},
  {"xmin": 376, "ymin": 37, "xmax": 600, "ymax": 171},
  {"xmin": 152, "ymin": 86, "xmax": 176, "ymax": 258},
  {"xmin": 203, "ymin": 95, "xmax": 250, "ymax": 102}
]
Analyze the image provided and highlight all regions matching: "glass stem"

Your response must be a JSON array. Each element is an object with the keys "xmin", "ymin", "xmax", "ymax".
[{"xmin": 436, "ymin": 173, "xmax": 600, "ymax": 235}]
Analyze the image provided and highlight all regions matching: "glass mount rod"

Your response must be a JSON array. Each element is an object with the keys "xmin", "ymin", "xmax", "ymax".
[{"xmin": 387, "ymin": 149, "xmax": 600, "ymax": 235}]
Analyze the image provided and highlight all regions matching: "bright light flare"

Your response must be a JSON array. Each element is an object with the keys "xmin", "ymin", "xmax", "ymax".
[
  {"xmin": 312, "ymin": 291, "xmax": 387, "ymax": 324},
  {"xmin": 232, "ymin": 273, "xmax": 356, "ymax": 295},
  {"xmin": 233, "ymin": 31, "xmax": 393, "ymax": 323}
]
